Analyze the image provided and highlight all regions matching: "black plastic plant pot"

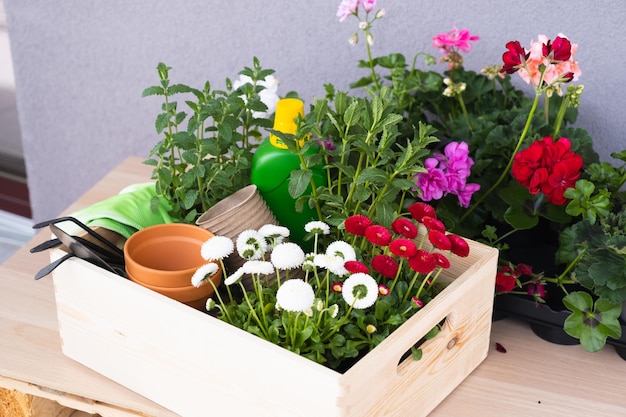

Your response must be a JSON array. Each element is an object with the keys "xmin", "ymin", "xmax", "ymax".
[{"xmin": 494, "ymin": 293, "xmax": 626, "ymax": 356}]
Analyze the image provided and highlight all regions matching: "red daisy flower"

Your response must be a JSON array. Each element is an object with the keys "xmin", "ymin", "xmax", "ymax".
[
  {"xmin": 389, "ymin": 238, "xmax": 418, "ymax": 258},
  {"xmin": 371, "ymin": 254, "xmax": 399, "ymax": 278},
  {"xmin": 364, "ymin": 225, "xmax": 392, "ymax": 246},
  {"xmin": 447, "ymin": 234, "xmax": 470, "ymax": 257},
  {"xmin": 344, "ymin": 214, "xmax": 373, "ymax": 236},
  {"xmin": 344, "ymin": 260, "xmax": 369, "ymax": 274},
  {"xmin": 391, "ymin": 217, "xmax": 418, "ymax": 239},
  {"xmin": 432, "ymin": 252, "xmax": 450, "ymax": 269},
  {"xmin": 428, "ymin": 230, "xmax": 452, "ymax": 251},
  {"xmin": 407, "ymin": 202, "xmax": 437, "ymax": 222},
  {"xmin": 421, "ymin": 216, "xmax": 446, "ymax": 232},
  {"xmin": 331, "ymin": 282, "xmax": 343, "ymax": 293},
  {"xmin": 408, "ymin": 250, "xmax": 437, "ymax": 274},
  {"xmin": 378, "ymin": 284, "xmax": 390, "ymax": 296}
]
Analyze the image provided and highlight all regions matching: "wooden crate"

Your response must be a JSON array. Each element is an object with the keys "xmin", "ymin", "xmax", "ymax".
[{"xmin": 50, "ymin": 237, "xmax": 498, "ymax": 417}]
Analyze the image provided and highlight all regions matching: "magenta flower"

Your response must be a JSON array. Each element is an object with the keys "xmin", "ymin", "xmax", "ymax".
[
  {"xmin": 432, "ymin": 26, "xmax": 479, "ymax": 54},
  {"xmin": 337, "ymin": 0, "xmax": 359, "ymax": 22},
  {"xmin": 416, "ymin": 158, "xmax": 448, "ymax": 201},
  {"xmin": 415, "ymin": 141, "xmax": 479, "ymax": 207}
]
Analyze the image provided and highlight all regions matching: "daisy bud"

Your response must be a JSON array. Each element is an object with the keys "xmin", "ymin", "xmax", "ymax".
[
  {"xmin": 366, "ymin": 324, "xmax": 377, "ymax": 334},
  {"xmin": 328, "ymin": 304, "xmax": 339, "ymax": 318},
  {"xmin": 411, "ymin": 296, "xmax": 424, "ymax": 308},
  {"xmin": 205, "ymin": 298, "xmax": 216, "ymax": 311}
]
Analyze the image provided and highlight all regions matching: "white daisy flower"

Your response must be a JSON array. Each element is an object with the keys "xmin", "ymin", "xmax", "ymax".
[
  {"xmin": 326, "ymin": 240, "xmax": 356, "ymax": 261},
  {"xmin": 236, "ymin": 229, "xmax": 268, "ymax": 256},
  {"xmin": 342, "ymin": 273, "xmax": 378, "ymax": 309},
  {"xmin": 275, "ymin": 279, "xmax": 315, "ymax": 313},
  {"xmin": 314, "ymin": 253, "xmax": 350, "ymax": 276},
  {"xmin": 237, "ymin": 243, "xmax": 263, "ymax": 261},
  {"xmin": 271, "ymin": 242, "xmax": 305, "ymax": 270},
  {"xmin": 258, "ymin": 224, "xmax": 290, "ymax": 246},
  {"xmin": 201, "ymin": 236, "xmax": 234, "ymax": 261},
  {"xmin": 302, "ymin": 252, "xmax": 316, "ymax": 272},
  {"xmin": 304, "ymin": 221, "xmax": 330, "ymax": 235},
  {"xmin": 191, "ymin": 263, "xmax": 219, "ymax": 287},
  {"xmin": 241, "ymin": 260, "xmax": 275, "ymax": 276},
  {"xmin": 224, "ymin": 267, "xmax": 245, "ymax": 286}
]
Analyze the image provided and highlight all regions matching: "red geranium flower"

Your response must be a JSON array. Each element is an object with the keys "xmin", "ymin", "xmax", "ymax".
[
  {"xmin": 495, "ymin": 268, "xmax": 516, "ymax": 292},
  {"xmin": 344, "ymin": 260, "xmax": 369, "ymax": 274},
  {"xmin": 391, "ymin": 217, "xmax": 418, "ymax": 239},
  {"xmin": 501, "ymin": 40, "xmax": 529, "ymax": 74},
  {"xmin": 407, "ymin": 202, "xmax": 437, "ymax": 222},
  {"xmin": 512, "ymin": 136, "xmax": 583, "ymax": 205},
  {"xmin": 364, "ymin": 225, "xmax": 392, "ymax": 246},
  {"xmin": 428, "ymin": 230, "xmax": 452, "ymax": 251},
  {"xmin": 389, "ymin": 238, "xmax": 418, "ymax": 258},
  {"xmin": 408, "ymin": 250, "xmax": 437, "ymax": 274},
  {"xmin": 421, "ymin": 216, "xmax": 446, "ymax": 232},
  {"xmin": 448, "ymin": 234, "xmax": 470, "ymax": 257},
  {"xmin": 516, "ymin": 263, "xmax": 533, "ymax": 276},
  {"xmin": 344, "ymin": 214, "xmax": 373, "ymax": 236},
  {"xmin": 371, "ymin": 254, "xmax": 399, "ymax": 278},
  {"xmin": 543, "ymin": 35, "xmax": 572, "ymax": 62}
]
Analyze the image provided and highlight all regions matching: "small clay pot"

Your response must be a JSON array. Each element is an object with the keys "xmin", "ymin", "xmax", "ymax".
[{"xmin": 124, "ymin": 223, "xmax": 222, "ymax": 307}]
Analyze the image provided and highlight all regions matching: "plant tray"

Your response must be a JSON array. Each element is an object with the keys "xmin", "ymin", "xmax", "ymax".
[
  {"xmin": 494, "ymin": 293, "xmax": 626, "ymax": 359},
  {"xmin": 51, "ymin": 236, "xmax": 498, "ymax": 417}
]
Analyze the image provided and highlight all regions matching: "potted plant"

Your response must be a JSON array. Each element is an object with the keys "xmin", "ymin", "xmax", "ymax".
[
  {"xmin": 141, "ymin": 57, "xmax": 280, "ymax": 223},
  {"xmin": 332, "ymin": 2, "xmax": 626, "ymax": 352}
]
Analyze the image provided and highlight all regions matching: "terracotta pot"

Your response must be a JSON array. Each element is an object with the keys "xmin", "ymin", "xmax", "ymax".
[
  {"xmin": 126, "ymin": 270, "xmax": 220, "ymax": 310},
  {"xmin": 124, "ymin": 223, "xmax": 222, "ymax": 308}
]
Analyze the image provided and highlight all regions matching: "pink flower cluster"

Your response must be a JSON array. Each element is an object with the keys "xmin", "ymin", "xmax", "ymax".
[
  {"xmin": 336, "ymin": 0, "xmax": 377, "ymax": 21},
  {"xmin": 501, "ymin": 34, "xmax": 581, "ymax": 93},
  {"xmin": 519, "ymin": 34, "xmax": 581, "ymax": 88},
  {"xmin": 415, "ymin": 141, "xmax": 480, "ymax": 208},
  {"xmin": 432, "ymin": 26, "xmax": 479, "ymax": 54}
]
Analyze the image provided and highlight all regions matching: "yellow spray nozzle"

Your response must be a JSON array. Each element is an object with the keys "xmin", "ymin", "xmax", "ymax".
[{"xmin": 270, "ymin": 98, "xmax": 305, "ymax": 149}]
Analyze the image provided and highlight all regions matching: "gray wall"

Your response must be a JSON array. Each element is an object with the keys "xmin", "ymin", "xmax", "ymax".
[{"xmin": 5, "ymin": 0, "xmax": 625, "ymax": 222}]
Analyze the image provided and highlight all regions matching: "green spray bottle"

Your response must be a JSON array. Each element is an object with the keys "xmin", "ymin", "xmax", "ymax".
[{"xmin": 251, "ymin": 98, "xmax": 324, "ymax": 247}]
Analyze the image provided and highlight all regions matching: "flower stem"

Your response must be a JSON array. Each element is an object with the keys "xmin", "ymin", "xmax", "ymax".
[{"xmin": 457, "ymin": 91, "xmax": 541, "ymax": 226}]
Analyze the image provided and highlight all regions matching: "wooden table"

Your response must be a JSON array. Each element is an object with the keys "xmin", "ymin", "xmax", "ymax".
[{"xmin": 1, "ymin": 157, "xmax": 625, "ymax": 417}]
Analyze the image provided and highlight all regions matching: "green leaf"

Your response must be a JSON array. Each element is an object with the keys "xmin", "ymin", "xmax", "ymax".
[
  {"xmin": 142, "ymin": 85, "xmax": 164, "ymax": 97},
  {"xmin": 289, "ymin": 169, "xmax": 312, "ymax": 199},
  {"xmin": 563, "ymin": 292, "xmax": 623, "ymax": 352},
  {"xmin": 356, "ymin": 167, "xmax": 387, "ymax": 186}
]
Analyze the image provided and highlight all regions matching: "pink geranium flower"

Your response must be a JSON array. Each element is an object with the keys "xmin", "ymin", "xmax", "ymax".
[
  {"xmin": 515, "ymin": 34, "xmax": 581, "ymax": 92},
  {"xmin": 432, "ymin": 26, "xmax": 479, "ymax": 54},
  {"xmin": 337, "ymin": 0, "xmax": 359, "ymax": 22}
]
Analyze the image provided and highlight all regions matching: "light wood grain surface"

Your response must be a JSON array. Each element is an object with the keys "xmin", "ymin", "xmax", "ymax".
[{"xmin": 1, "ymin": 157, "xmax": 625, "ymax": 417}]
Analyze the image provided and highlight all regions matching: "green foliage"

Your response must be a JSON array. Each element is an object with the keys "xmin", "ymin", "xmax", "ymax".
[
  {"xmin": 142, "ymin": 58, "xmax": 276, "ymax": 222},
  {"xmin": 563, "ymin": 291, "xmax": 622, "ymax": 352}
]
